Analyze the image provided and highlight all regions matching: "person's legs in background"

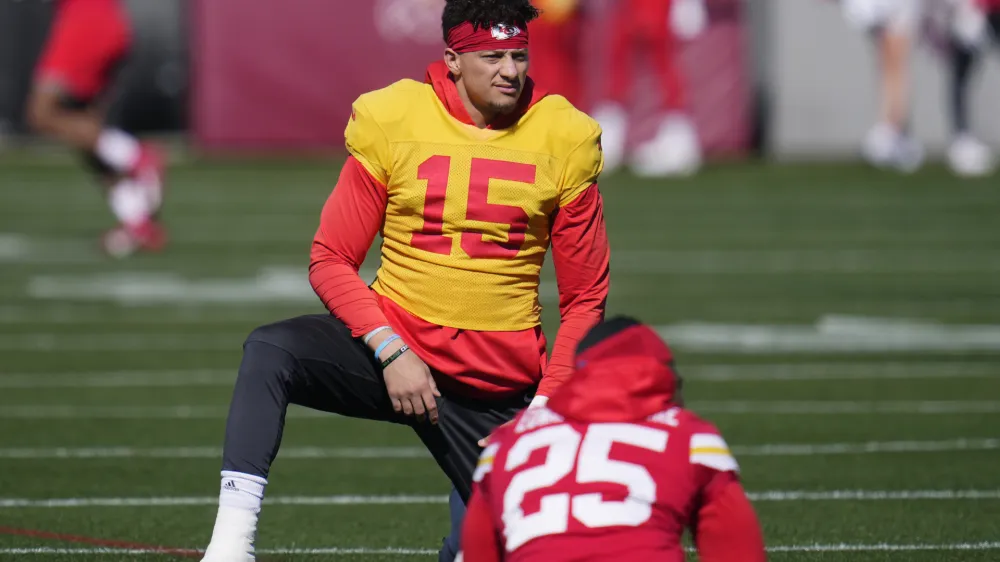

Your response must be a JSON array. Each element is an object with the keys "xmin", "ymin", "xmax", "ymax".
[
  {"xmin": 26, "ymin": 0, "xmax": 167, "ymax": 256},
  {"xmin": 945, "ymin": 0, "xmax": 997, "ymax": 177},
  {"xmin": 629, "ymin": 0, "xmax": 704, "ymax": 177}
]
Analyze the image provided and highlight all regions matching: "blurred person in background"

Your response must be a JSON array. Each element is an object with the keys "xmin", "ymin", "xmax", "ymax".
[
  {"xmin": 842, "ymin": 0, "xmax": 927, "ymax": 172},
  {"xmin": 529, "ymin": 0, "xmax": 584, "ymax": 107},
  {"xmin": 26, "ymin": 0, "xmax": 167, "ymax": 257},
  {"xmin": 944, "ymin": 0, "xmax": 999, "ymax": 176},
  {"xmin": 592, "ymin": 0, "xmax": 707, "ymax": 177}
]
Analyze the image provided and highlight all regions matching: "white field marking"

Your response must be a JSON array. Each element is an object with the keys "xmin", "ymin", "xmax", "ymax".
[
  {"xmin": 763, "ymin": 542, "xmax": 1000, "ymax": 553},
  {"xmin": 4, "ymin": 543, "xmax": 1000, "ymax": 556},
  {"xmin": 1, "ymin": 438, "xmax": 997, "ymax": 460},
  {"xmin": 657, "ymin": 315, "xmax": 1000, "ymax": 353},
  {"xmin": 745, "ymin": 490, "xmax": 1000, "ymax": 501},
  {"xmin": 26, "ymin": 268, "xmax": 324, "ymax": 305},
  {"xmin": 0, "ymin": 547, "xmax": 437, "ymax": 556},
  {"xmin": 692, "ymin": 400, "xmax": 1000, "ymax": 414},
  {"xmin": 0, "ymin": 446, "xmax": 429, "ymax": 459},
  {"xmin": 615, "ymin": 249, "xmax": 1000, "ymax": 274},
  {"xmin": 3, "ymin": 401, "xmax": 999, "ymax": 419},
  {"xmin": 0, "ymin": 305, "xmax": 307, "ymax": 325},
  {"xmin": 18, "ymin": 315, "xmax": 997, "ymax": 353},
  {"xmin": 730, "ymin": 437, "xmax": 1000, "ymax": 456},
  {"xmin": 23, "ymin": 269, "xmax": 560, "ymax": 306},
  {"xmin": 8, "ymin": 320, "xmax": 1000, "ymax": 352},
  {"xmin": 682, "ymin": 361, "xmax": 999, "ymax": 381},
  {"xmin": 6, "ymin": 234, "xmax": 1000, "ymax": 273},
  {"xmin": 0, "ymin": 361, "xmax": 992, "ymax": 390},
  {"xmin": 0, "ymin": 495, "xmax": 449, "ymax": 508},
  {"xmin": 0, "ymin": 234, "xmax": 99, "ymax": 264},
  {"xmin": 0, "ymin": 370, "xmax": 233, "ymax": 389},
  {"xmin": 0, "ymin": 405, "xmax": 322, "ymax": 419},
  {"xmin": 1, "ymin": 490, "xmax": 997, "ymax": 509},
  {"xmin": 0, "ymin": 335, "xmax": 242, "ymax": 352}
]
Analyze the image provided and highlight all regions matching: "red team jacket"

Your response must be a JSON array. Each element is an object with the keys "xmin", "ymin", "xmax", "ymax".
[{"xmin": 461, "ymin": 324, "xmax": 767, "ymax": 561}]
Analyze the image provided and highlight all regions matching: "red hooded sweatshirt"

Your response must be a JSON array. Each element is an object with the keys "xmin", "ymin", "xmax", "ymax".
[{"xmin": 461, "ymin": 321, "xmax": 768, "ymax": 562}]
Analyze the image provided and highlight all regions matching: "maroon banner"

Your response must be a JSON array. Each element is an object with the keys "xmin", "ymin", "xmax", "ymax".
[{"xmin": 192, "ymin": 0, "xmax": 749, "ymax": 155}]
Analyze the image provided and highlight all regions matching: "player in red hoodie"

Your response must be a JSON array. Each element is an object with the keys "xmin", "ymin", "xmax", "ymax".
[{"xmin": 460, "ymin": 317, "xmax": 767, "ymax": 562}]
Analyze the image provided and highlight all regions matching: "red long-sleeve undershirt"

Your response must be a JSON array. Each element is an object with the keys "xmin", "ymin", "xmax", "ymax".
[
  {"xmin": 308, "ymin": 156, "xmax": 608, "ymax": 398},
  {"xmin": 460, "ymin": 472, "xmax": 767, "ymax": 562}
]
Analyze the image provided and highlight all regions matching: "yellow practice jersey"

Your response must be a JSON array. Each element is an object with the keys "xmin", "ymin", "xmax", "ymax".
[{"xmin": 345, "ymin": 79, "xmax": 603, "ymax": 331}]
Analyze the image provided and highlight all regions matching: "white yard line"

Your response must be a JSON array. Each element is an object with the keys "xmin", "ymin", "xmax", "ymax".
[
  {"xmin": 7, "ymin": 234, "xmax": 1000, "ymax": 273},
  {"xmin": 764, "ymin": 541, "xmax": 1000, "ymax": 553},
  {"xmin": 1, "ymin": 489, "xmax": 997, "ymax": 508},
  {"xmin": 0, "ymin": 335, "xmax": 242, "ymax": 352},
  {"xmin": 19, "ymin": 269, "xmax": 559, "ymax": 307},
  {"xmin": 681, "ymin": 361, "xmax": 999, "ymax": 381},
  {"xmin": 615, "ymin": 249, "xmax": 1000, "ymax": 274},
  {"xmin": 6, "ymin": 318, "xmax": 1000, "ymax": 352},
  {"xmin": 0, "ymin": 495, "xmax": 448, "ymax": 508},
  {"xmin": 4, "ymin": 542, "xmax": 1000, "ymax": 556},
  {"xmin": 2, "ymin": 401, "xmax": 998, "ymax": 419},
  {"xmin": 0, "ymin": 547, "xmax": 436, "ymax": 556},
  {"xmin": 0, "ymin": 446, "xmax": 429, "ymax": 459},
  {"xmin": 0, "ymin": 305, "xmax": 301, "ymax": 326},
  {"xmin": 1, "ymin": 438, "xmax": 996, "ymax": 460},
  {"xmin": 1, "ymin": 361, "xmax": 993, "ymax": 389},
  {"xmin": 691, "ymin": 400, "xmax": 1000, "ymax": 414},
  {"xmin": 0, "ymin": 406, "xmax": 322, "ymax": 419},
  {"xmin": 657, "ymin": 316, "xmax": 1000, "ymax": 353},
  {"xmin": 0, "ymin": 371, "xmax": 234, "ymax": 389}
]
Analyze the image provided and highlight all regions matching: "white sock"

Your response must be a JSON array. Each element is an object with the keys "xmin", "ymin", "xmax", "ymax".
[
  {"xmin": 219, "ymin": 471, "xmax": 267, "ymax": 513},
  {"xmin": 95, "ymin": 129, "xmax": 141, "ymax": 173},
  {"xmin": 108, "ymin": 179, "xmax": 150, "ymax": 227},
  {"xmin": 204, "ymin": 472, "xmax": 267, "ymax": 557}
]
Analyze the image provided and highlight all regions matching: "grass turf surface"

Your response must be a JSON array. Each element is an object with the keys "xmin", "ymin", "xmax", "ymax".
[{"xmin": 0, "ymin": 155, "xmax": 998, "ymax": 560}]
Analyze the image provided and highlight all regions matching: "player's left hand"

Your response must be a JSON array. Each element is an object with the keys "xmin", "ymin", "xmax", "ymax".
[{"xmin": 382, "ymin": 348, "xmax": 442, "ymax": 424}]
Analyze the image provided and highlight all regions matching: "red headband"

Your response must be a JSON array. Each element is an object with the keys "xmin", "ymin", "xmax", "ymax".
[{"xmin": 446, "ymin": 21, "xmax": 529, "ymax": 53}]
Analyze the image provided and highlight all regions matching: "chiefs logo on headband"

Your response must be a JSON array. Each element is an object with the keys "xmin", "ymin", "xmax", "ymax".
[
  {"xmin": 447, "ymin": 21, "xmax": 530, "ymax": 53},
  {"xmin": 490, "ymin": 24, "xmax": 522, "ymax": 40}
]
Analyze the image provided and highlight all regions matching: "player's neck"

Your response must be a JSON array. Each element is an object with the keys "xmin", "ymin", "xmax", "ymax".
[{"xmin": 455, "ymin": 80, "xmax": 496, "ymax": 129}]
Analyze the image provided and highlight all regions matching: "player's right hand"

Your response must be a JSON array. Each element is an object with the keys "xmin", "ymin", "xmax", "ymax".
[{"xmin": 382, "ymin": 349, "xmax": 441, "ymax": 424}]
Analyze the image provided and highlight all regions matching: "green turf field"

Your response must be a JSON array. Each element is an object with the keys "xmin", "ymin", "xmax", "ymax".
[{"xmin": 0, "ymin": 154, "xmax": 998, "ymax": 561}]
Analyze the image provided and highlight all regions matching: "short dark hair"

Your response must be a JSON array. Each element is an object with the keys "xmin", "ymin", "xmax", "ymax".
[{"xmin": 441, "ymin": 0, "xmax": 540, "ymax": 43}]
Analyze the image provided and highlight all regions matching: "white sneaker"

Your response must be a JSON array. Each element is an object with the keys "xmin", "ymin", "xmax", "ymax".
[
  {"xmin": 200, "ymin": 506, "xmax": 258, "ymax": 562},
  {"xmin": 947, "ymin": 134, "xmax": 996, "ymax": 178},
  {"xmin": 862, "ymin": 123, "xmax": 924, "ymax": 173},
  {"xmin": 630, "ymin": 113, "xmax": 702, "ymax": 177},
  {"xmin": 591, "ymin": 102, "xmax": 628, "ymax": 175}
]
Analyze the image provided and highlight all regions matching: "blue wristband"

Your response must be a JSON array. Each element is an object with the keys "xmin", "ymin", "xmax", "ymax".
[{"xmin": 373, "ymin": 334, "xmax": 401, "ymax": 360}]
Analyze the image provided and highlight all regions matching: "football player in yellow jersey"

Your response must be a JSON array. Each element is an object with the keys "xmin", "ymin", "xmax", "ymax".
[{"xmin": 199, "ymin": 1, "xmax": 609, "ymax": 560}]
